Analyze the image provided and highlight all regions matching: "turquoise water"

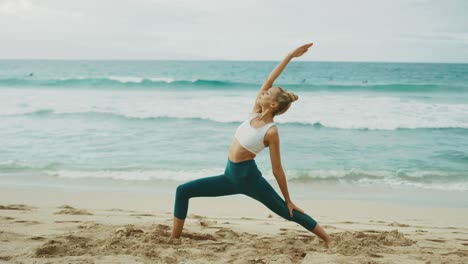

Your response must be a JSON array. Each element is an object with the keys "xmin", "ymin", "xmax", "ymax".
[{"xmin": 1, "ymin": 60, "xmax": 467, "ymax": 206}]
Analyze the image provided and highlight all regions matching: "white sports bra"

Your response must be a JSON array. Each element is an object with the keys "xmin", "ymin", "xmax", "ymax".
[{"xmin": 234, "ymin": 112, "xmax": 276, "ymax": 155}]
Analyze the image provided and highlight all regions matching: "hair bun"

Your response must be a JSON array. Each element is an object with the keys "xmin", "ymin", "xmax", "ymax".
[{"xmin": 287, "ymin": 91, "xmax": 299, "ymax": 102}]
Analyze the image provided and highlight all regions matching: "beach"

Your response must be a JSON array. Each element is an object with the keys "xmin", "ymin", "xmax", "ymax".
[
  {"xmin": 1, "ymin": 0, "xmax": 467, "ymax": 262},
  {"xmin": 1, "ymin": 186, "xmax": 467, "ymax": 263},
  {"xmin": 1, "ymin": 60, "xmax": 468, "ymax": 263}
]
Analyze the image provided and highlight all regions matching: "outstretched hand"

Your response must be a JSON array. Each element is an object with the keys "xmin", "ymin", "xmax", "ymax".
[
  {"xmin": 289, "ymin": 42, "xmax": 313, "ymax": 58},
  {"xmin": 286, "ymin": 200, "xmax": 305, "ymax": 218}
]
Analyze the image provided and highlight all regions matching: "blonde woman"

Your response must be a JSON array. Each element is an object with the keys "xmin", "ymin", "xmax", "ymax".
[{"xmin": 170, "ymin": 43, "xmax": 334, "ymax": 248}]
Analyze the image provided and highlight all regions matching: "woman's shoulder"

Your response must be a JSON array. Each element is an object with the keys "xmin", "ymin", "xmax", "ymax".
[{"xmin": 264, "ymin": 125, "xmax": 279, "ymax": 146}]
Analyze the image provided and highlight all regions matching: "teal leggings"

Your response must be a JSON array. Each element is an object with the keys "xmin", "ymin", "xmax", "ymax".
[{"xmin": 174, "ymin": 157, "xmax": 318, "ymax": 231}]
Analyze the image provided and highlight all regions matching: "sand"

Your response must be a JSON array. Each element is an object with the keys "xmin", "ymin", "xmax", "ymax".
[{"xmin": 0, "ymin": 187, "xmax": 467, "ymax": 263}]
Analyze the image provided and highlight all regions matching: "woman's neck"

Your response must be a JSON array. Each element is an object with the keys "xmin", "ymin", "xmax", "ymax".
[{"xmin": 257, "ymin": 111, "xmax": 274, "ymax": 123}]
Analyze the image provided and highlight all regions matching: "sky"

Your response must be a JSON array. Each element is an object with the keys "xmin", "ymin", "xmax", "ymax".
[{"xmin": 0, "ymin": 0, "xmax": 467, "ymax": 63}]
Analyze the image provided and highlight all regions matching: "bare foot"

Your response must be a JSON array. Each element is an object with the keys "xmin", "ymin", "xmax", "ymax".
[
  {"xmin": 166, "ymin": 236, "xmax": 181, "ymax": 245},
  {"xmin": 325, "ymin": 239, "xmax": 336, "ymax": 249}
]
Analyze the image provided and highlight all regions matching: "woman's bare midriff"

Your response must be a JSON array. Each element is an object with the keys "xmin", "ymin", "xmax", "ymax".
[{"xmin": 228, "ymin": 137, "xmax": 256, "ymax": 163}]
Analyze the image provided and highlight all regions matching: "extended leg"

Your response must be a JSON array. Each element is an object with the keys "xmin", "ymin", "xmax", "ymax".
[
  {"xmin": 311, "ymin": 223, "xmax": 334, "ymax": 248},
  {"xmin": 245, "ymin": 176, "xmax": 332, "ymax": 243},
  {"xmin": 171, "ymin": 174, "xmax": 238, "ymax": 238}
]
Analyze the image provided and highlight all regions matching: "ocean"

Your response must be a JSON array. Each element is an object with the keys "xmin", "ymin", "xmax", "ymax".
[{"xmin": 1, "ymin": 60, "xmax": 467, "ymax": 207}]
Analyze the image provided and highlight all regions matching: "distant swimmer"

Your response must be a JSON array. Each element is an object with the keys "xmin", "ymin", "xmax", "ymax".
[{"xmin": 28, "ymin": 72, "xmax": 34, "ymax": 77}]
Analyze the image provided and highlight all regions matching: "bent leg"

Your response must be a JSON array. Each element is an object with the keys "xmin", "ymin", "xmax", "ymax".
[
  {"xmin": 244, "ymin": 176, "xmax": 317, "ymax": 231},
  {"xmin": 174, "ymin": 174, "xmax": 237, "ymax": 220}
]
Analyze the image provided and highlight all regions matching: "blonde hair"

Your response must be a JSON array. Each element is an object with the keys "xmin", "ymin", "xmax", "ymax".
[{"xmin": 273, "ymin": 87, "xmax": 299, "ymax": 116}]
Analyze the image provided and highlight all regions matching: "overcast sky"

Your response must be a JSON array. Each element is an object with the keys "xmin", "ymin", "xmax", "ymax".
[{"xmin": 0, "ymin": 0, "xmax": 467, "ymax": 62}]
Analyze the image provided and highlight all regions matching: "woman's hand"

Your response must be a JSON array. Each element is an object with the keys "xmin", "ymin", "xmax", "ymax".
[
  {"xmin": 289, "ymin": 42, "xmax": 313, "ymax": 58},
  {"xmin": 286, "ymin": 200, "xmax": 305, "ymax": 218}
]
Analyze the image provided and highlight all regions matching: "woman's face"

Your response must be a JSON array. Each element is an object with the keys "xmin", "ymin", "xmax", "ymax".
[{"xmin": 258, "ymin": 87, "xmax": 281, "ymax": 108}]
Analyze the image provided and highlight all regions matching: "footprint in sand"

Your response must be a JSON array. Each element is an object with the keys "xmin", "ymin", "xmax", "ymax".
[
  {"xmin": 426, "ymin": 239, "xmax": 446, "ymax": 243},
  {"xmin": 114, "ymin": 226, "xmax": 145, "ymax": 238},
  {"xmin": 199, "ymin": 219, "xmax": 218, "ymax": 227},
  {"xmin": 57, "ymin": 205, "xmax": 74, "ymax": 209},
  {"xmin": 388, "ymin": 221, "xmax": 410, "ymax": 227},
  {"xmin": 14, "ymin": 220, "xmax": 41, "ymax": 225},
  {"xmin": 30, "ymin": 236, "xmax": 46, "ymax": 241},
  {"xmin": 441, "ymin": 249, "xmax": 468, "ymax": 257},
  {"xmin": 188, "ymin": 214, "xmax": 205, "ymax": 219},
  {"xmin": 0, "ymin": 204, "xmax": 36, "ymax": 210},
  {"xmin": 107, "ymin": 208, "xmax": 138, "ymax": 213},
  {"xmin": 54, "ymin": 206, "xmax": 93, "ymax": 215},
  {"xmin": 214, "ymin": 228, "xmax": 240, "ymax": 239},
  {"xmin": 77, "ymin": 222, "xmax": 101, "ymax": 230},
  {"xmin": 129, "ymin": 213, "xmax": 155, "ymax": 217},
  {"xmin": 184, "ymin": 232, "xmax": 217, "ymax": 241},
  {"xmin": 361, "ymin": 229, "xmax": 381, "ymax": 233}
]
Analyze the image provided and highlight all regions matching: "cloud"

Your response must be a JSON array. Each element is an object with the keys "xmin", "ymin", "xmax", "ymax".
[
  {"xmin": 0, "ymin": 0, "xmax": 82, "ymax": 19},
  {"xmin": 0, "ymin": 0, "xmax": 466, "ymax": 62}
]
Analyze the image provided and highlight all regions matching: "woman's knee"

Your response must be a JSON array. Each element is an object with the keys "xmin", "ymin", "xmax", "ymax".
[{"xmin": 176, "ymin": 183, "xmax": 188, "ymax": 199}]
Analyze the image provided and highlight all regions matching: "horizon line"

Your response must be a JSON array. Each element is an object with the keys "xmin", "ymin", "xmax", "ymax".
[{"xmin": 0, "ymin": 58, "xmax": 467, "ymax": 64}]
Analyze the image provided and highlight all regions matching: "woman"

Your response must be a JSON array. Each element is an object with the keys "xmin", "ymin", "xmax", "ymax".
[{"xmin": 169, "ymin": 43, "xmax": 334, "ymax": 248}]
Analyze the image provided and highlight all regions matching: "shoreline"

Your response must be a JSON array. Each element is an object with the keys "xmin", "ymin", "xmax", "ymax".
[{"xmin": 1, "ymin": 176, "xmax": 467, "ymax": 208}]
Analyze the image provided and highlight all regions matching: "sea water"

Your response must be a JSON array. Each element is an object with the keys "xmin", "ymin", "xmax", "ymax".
[{"xmin": 1, "ymin": 60, "xmax": 467, "ymax": 207}]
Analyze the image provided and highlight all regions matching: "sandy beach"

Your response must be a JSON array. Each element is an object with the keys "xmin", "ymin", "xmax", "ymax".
[
  {"xmin": 1, "ymin": 0, "xmax": 468, "ymax": 263},
  {"xmin": 1, "ymin": 186, "xmax": 467, "ymax": 264}
]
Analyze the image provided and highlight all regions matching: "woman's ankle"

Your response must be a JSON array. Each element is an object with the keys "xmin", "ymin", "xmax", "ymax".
[
  {"xmin": 324, "ymin": 237, "xmax": 335, "ymax": 247},
  {"xmin": 169, "ymin": 234, "xmax": 180, "ymax": 239}
]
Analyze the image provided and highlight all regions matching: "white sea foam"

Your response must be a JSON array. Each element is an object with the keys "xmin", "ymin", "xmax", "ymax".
[
  {"xmin": 40, "ymin": 167, "xmax": 468, "ymax": 192},
  {"xmin": 107, "ymin": 76, "xmax": 176, "ymax": 83},
  {"xmin": 108, "ymin": 76, "xmax": 144, "ymax": 83},
  {"xmin": 149, "ymin": 77, "xmax": 176, "ymax": 83},
  {"xmin": 1, "ymin": 88, "xmax": 468, "ymax": 130},
  {"xmin": 48, "ymin": 168, "xmax": 225, "ymax": 181}
]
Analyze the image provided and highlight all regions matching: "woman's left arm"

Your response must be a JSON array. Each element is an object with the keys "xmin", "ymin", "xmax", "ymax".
[
  {"xmin": 266, "ymin": 127, "xmax": 291, "ymax": 202},
  {"xmin": 267, "ymin": 127, "xmax": 306, "ymax": 217}
]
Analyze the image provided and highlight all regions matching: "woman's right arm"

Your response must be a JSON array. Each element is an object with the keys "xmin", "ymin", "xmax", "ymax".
[
  {"xmin": 260, "ymin": 42, "xmax": 313, "ymax": 91},
  {"xmin": 260, "ymin": 53, "xmax": 294, "ymax": 92}
]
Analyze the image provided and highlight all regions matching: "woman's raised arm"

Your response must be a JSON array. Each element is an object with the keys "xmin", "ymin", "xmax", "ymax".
[
  {"xmin": 250, "ymin": 43, "xmax": 313, "ymax": 114},
  {"xmin": 259, "ymin": 42, "xmax": 314, "ymax": 92}
]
